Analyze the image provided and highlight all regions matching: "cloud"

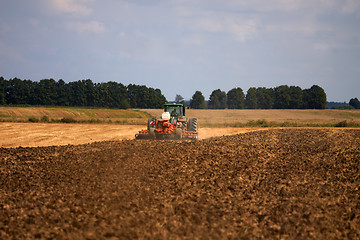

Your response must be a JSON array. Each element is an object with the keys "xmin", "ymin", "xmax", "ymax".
[
  {"xmin": 66, "ymin": 21, "xmax": 106, "ymax": 33},
  {"xmin": 228, "ymin": 20, "xmax": 259, "ymax": 42},
  {"xmin": 177, "ymin": 8, "xmax": 260, "ymax": 42},
  {"xmin": 48, "ymin": 0, "xmax": 92, "ymax": 16},
  {"xmin": 264, "ymin": 19, "xmax": 327, "ymax": 36}
]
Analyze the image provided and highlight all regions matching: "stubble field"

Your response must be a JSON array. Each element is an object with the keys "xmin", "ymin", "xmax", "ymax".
[{"xmin": 1, "ymin": 128, "xmax": 359, "ymax": 239}]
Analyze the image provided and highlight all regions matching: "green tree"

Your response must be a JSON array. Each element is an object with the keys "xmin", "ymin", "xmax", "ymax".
[
  {"xmin": 256, "ymin": 87, "xmax": 274, "ymax": 109},
  {"xmin": 274, "ymin": 85, "xmax": 291, "ymax": 109},
  {"xmin": 83, "ymin": 79, "xmax": 97, "ymax": 107},
  {"xmin": 56, "ymin": 79, "xmax": 70, "ymax": 106},
  {"xmin": 25, "ymin": 80, "xmax": 39, "ymax": 105},
  {"xmin": 127, "ymin": 84, "xmax": 139, "ymax": 108},
  {"xmin": 0, "ymin": 77, "xmax": 168, "ymax": 108},
  {"xmin": 37, "ymin": 79, "xmax": 58, "ymax": 105},
  {"xmin": 0, "ymin": 93, "xmax": 5, "ymax": 105},
  {"xmin": 146, "ymin": 87, "xmax": 166, "ymax": 109},
  {"xmin": 107, "ymin": 81, "xmax": 128, "ymax": 108},
  {"xmin": 227, "ymin": 87, "xmax": 245, "ymax": 109},
  {"xmin": 95, "ymin": 82, "xmax": 128, "ymax": 108},
  {"xmin": 0, "ymin": 76, "xmax": 7, "ymax": 105},
  {"xmin": 68, "ymin": 80, "xmax": 87, "ymax": 106},
  {"xmin": 289, "ymin": 86, "xmax": 303, "ymax": 109},
  {"xmin": 303, "ymin": 85, "xmax": 327, "ymax": 109},
  {"xmin": 349, "ymin": 98, "xmax": 360, "ymax": 109},
  {"xmin": 245, "ymin": 87, "xmax": 257, "ymax": 109},
  {"xmin": 190, "ymin": 91, "xmax": 207, "ymax": 109},
  {"xmin": 138, "ymin": 85, "xmax": 152, "ymax": 108},
  {"xmin": 6, "ymin": 78, "xmax": 31, "ymax": 105},
  {"xmin": 126, "ymin": 84, "xmax": 166, "ymax": 108},
  {"xmin": 208, "ymin": 89, "xmax": 227, "ymax": 109}
]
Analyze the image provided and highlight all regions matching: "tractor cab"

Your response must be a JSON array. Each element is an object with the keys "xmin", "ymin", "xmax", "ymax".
[{"xmin": 164, "ymin": 103, "xmax": 185, "ymax": 119}]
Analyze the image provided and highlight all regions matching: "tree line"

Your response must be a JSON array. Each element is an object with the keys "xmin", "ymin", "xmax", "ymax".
[
  {"xmin": 2, "ymin": 76, "xmax": 354, "ymax": 110},
  {"xmin": 189, "ymin": 85, "xmax": 328, "ymax": 109},
  {"xmin": 0, "ymin": 77, "xmax": 166, "ymax": 109}
]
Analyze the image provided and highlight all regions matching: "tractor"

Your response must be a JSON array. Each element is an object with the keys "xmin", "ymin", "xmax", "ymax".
[{"xmin": 135, "ymin": 103, "xmax": 198, "ymax": 140}]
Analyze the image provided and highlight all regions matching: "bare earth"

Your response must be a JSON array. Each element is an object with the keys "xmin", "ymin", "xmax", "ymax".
[
  {"xmin": 0, "ymin": 123, "xmax": 260, "ymax": 148},
  {"xmin": 1, "ymin": 129, "xmax": 359, "ymax": 239}
]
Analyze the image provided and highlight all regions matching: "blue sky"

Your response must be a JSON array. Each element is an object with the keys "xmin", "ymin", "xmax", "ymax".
[{"xmin": 0, "ymin": 0, "xmax": 359, "ymax": 102}]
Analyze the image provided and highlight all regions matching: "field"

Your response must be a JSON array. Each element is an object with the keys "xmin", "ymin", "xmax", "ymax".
[
  {"xmin": 0, "ymin": 106, "xmax": 150, "ymax": 124},
  {"xmin": 0, "ymin": 122, "xmax": 256, "ymax": 147},
  {"xmin": 1, "ymin": 107, "xmax": 359, "ymax": 147},
  {"xmin": 1, "ymin": 129, "xmax": 359, "ymax": 239},
  {"xmin": 1, "ymin": 106, "xmax": 360, "ymax": 127},
  {"xmin": 142, "ymin": 108, "xmax": 360, "ymax": 127},
  {"xmin": 1, "ymin": 107, "xmax": 360, "ymax": 239}
]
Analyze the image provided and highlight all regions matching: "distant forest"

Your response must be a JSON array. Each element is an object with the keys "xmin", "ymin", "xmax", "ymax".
[
  {"xmin": 189, "ymin": 85, "xmax": 328, "ymax": 109},
  {"xmin": 1, "ymin": 76, "xmax": 357, "ymax": 110},
  {"xmin": 0, "ymin": 77, "xmax": 166, "ymax": 109}
]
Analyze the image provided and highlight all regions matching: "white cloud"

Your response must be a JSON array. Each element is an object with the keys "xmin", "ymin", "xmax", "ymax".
[
  {"xmin": 66, "ymin": 21, "xmax": 106, "ymax": 33},
  {"xmin": 48, "ymin": 0, "xmax": 92, "ymax": 16},
  {"xmin": 264, "ymin": 20, "xmax": 327, "ymax": 36},
  {"xmin": 229, "ymin": 20, "xmax": 259, "ymax": 42},
  {"xmin": 205, "ymin": 17, "xmax": 259, "ymax": 42},
  {"xmin": 177, "ymin": 9, "xmax": 260, "ymax": 42}
]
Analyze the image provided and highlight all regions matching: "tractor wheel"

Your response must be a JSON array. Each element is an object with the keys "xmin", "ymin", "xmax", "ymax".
[
  {"xmin": 188, "ymin": 118, "xmax": 198, "ymax": 132},
  {"xmin": 175, "ymin": 128, "xmax": 183, "ymax": 140}
]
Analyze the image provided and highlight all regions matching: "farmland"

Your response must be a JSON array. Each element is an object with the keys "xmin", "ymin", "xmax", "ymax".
[
  {"xmin": 142, "ymin": 108, "xmax": 360, "ymax": 127},
  {"xmin": 0, "ymin": 107, "xmax": 359, "ymax": 147},
  {"xmin": 0, "ymin": 106, "xmax": 150, "ymax": 124},
  {"xmin": 1, "ymin": 129, "xmax": 359, "ymax": 239},
  {"xmin": 1, "ymin": 106, "xmax": 360, "ymax": 127},
  {"xmin": 1, "ymin": 107, "xmax": 359, "ymax": 239}
]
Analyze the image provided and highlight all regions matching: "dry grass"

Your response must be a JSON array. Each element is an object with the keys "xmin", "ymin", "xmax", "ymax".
[
  {"xmin": 0, "ymin": 106, "xmax": 151, "ymax": 124},
  {"xmin": 1, "ymin": 107, "xmax": 360, "ymax": 127},
  {"xmin": 141, "ymin": 109, "xmax": 360, "ymax": 127}
]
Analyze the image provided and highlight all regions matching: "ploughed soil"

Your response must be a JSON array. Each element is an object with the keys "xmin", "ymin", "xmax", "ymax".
[{"xmin": 1, "ymin": 129, "xmax": 359, "ymax": 239}]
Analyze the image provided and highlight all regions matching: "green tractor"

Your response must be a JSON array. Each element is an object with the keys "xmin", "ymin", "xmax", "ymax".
[{"xmin": 136, "ymin": 103, "xmax": 198, "ymax": 140}]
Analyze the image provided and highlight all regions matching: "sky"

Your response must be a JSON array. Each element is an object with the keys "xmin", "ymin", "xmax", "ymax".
[{"xmin": 0, "ymin": 0, "xmax": 359, "ymax": 102}]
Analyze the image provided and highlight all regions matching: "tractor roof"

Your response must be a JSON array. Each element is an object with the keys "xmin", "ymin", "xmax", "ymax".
[{"xmin": 164, "ymin": 102, "xmax": 183, "ymax": 106}]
